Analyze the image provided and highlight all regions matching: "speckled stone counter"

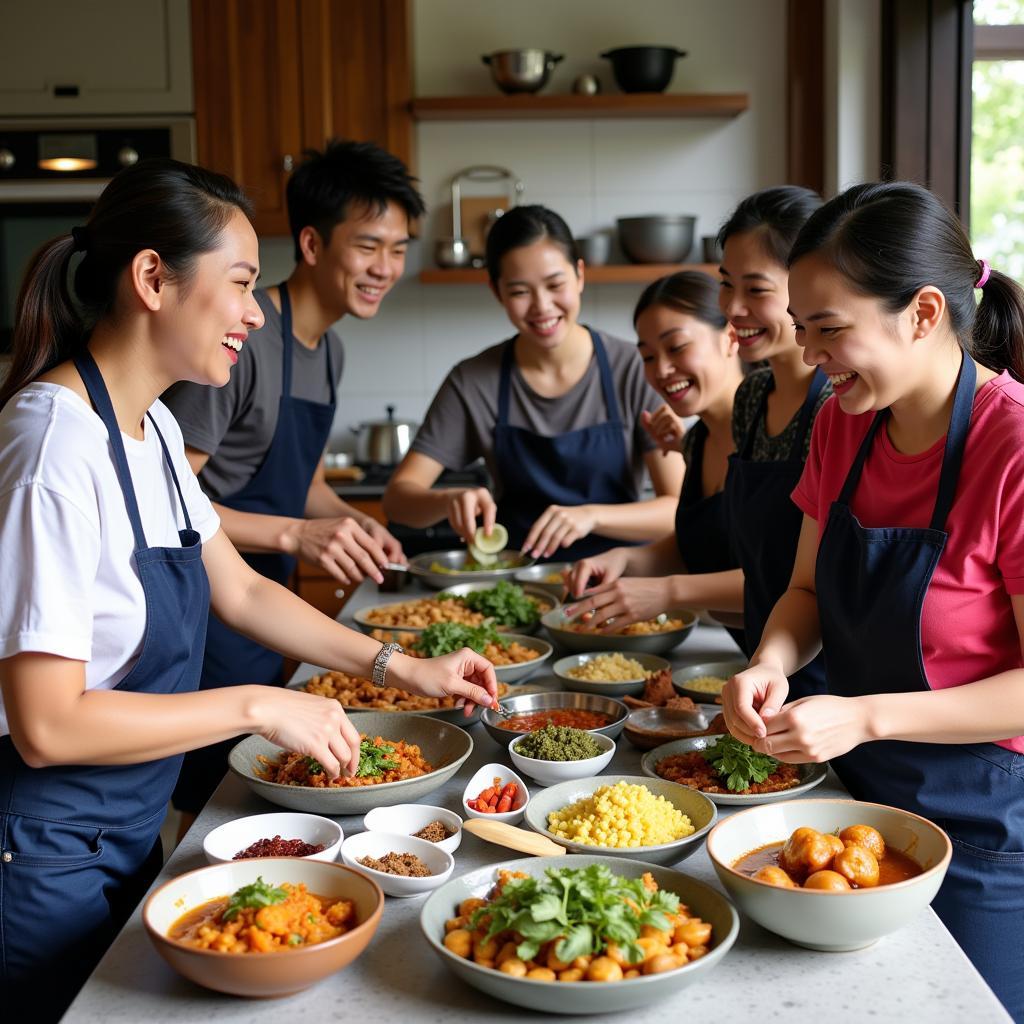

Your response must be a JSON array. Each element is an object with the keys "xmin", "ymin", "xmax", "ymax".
[{"xmin": 64, "ymin": 581, "xmax": 1010, "ymax": 1023}]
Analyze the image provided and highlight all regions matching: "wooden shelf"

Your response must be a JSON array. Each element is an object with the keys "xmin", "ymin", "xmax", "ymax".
[
  {"xmin": 420, "ymin": 263, "xmax": 719, "ymax": 285},
  {"xmin": 410, "ymin": 93, "xmax": 749, "ymax": 121}
]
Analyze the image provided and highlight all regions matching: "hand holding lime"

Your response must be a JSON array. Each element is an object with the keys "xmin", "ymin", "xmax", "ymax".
[{"xmin": 469, "ymin": 523, "xmax": 508, "ymax": 566}]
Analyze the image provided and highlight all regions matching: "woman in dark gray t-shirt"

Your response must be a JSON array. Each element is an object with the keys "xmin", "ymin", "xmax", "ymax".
[{"xmin": 383, "ymin": 206, "xmax": 682, "ymax": 561}]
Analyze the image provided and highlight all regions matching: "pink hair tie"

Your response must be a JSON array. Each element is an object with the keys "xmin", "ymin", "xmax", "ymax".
[{"xmin": 976, "ymin": 259, "xmax": 992, "ymax": 289}]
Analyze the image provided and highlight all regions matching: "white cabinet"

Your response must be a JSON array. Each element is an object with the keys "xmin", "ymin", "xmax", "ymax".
[{"xmin": 0, "ymin": 0, "xmax": 192, "ymax": 115}]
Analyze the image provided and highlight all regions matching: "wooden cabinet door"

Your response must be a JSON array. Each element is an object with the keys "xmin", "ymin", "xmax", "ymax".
[{"xmin": 191, "ymin": 0, "xmax": 303, "ymax": 236}]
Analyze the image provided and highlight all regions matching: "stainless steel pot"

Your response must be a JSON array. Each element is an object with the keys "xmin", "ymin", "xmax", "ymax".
[
  {"xmin": 617, "ymin": 215, "xmax": 697, "ymax": 264},
  {"xmin": 482, "ymin": 50, "xmax": 564, "ymax": 94},
  {"xmin": 351, "ymin": 404, "xmax": 418, "ymax": 465}
]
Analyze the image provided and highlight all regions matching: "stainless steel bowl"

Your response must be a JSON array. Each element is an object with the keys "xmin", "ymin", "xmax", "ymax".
[
  {"xmin": 672, "ymin": 660, "xmax": 747, "ymax": 703},
  {"xmin": 408, "ymin": 549, "xmax": 536, "ymax": 590},
  {"xmin": 479, "ymin": 690, "xmax": 629, "ymax": 747},
  {"xmin": 541, "ymin": 607, "xmax": 699, "ymax": 655},
  {"xmin": 482, "ymin": 50, "xmax": 564, "ymax": 94},
  {"xmin": 617, "ymin": 215, "xmax": 696, "ymax": 264},
  {"xmin": 513, "ymin": 562, "xmax": 571, "ymax": 599}
]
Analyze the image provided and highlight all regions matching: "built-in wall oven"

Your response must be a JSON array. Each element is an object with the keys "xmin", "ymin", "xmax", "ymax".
[{"xmin": 0, "ymin": 117, "xmax": 195, "ymax": 352}]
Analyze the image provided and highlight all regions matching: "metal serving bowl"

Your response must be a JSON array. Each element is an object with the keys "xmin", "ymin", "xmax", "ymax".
[
  {"xmin": 541, "ymin": 607, "xmax": 699, "ymax": 655},
  {"xmin": 513, "ymin": 561, "xmax": 572, "ymax": 599},
  {"xmin": 479, "ymin": 690, "xmax": 629, "ymax": 747},
  {"xmin": 672, "ymin": 660, "xmax": 747, "ymax": 703},
  {"xmin": 482, "ymin": 49, "xmax": 564, "ymax": 94},
  {"xmin": 553, "ymin": 651, "xmax": 671, "ymax": 698},
  {"xmin": 407, "ymin": 549, "xmax": 536, "ymax": 590},
  {"xmin": 617, "ymin": 215, "xmax": 697, "ymax": 263}
]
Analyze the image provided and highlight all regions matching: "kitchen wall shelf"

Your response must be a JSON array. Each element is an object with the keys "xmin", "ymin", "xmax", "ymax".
[
  {"xmin": 419, "ymin": 263, "xmax": 719, "ymax": 285},
  {"xmin": 410, "ymin": 94, "xmax": 749, "ymax": 121}
]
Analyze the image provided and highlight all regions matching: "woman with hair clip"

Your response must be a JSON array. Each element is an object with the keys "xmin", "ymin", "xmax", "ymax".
[
  {"xmin": 383, "ymin": 204, "xmax": 682, "ymax": 561},
  {"xmin": 566, "ymin": 189, "xmax": 830, "ymax": 697},
  {"xmin": 561, "ymin": 271, "xmax": 747, "ymax": 648},
  {"xmin": 0, "ymin": 159, "xmax": 496, "ymax": 1020},
  {"xmin": 724, "ymin": 181, "xmax": 1024, "ymax": 1020}
]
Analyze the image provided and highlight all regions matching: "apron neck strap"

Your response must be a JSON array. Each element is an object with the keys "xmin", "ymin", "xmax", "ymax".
[
  {"xmin": 681, "ymin": 419, "xmax": 708, "ymax": 502},
  {"xmin": 146, "ymin": 412, "xmax": 195, "ymax": 533},
  {"xmin": 279, "ymin": 281, "xmax": 337, "ymax": 405},
  {"xmin": 73, "ymin": 350, "xmax": 149, "ymax": 551},
  {"xmin": 788, "ymin": 367, "xmax": 828, "ymax": 460}
]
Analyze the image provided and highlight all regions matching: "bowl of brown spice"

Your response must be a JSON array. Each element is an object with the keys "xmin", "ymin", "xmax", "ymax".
[
  {"xmin": 202, "ymin": 811, "xmax": 344, "ymax": 865},
  {"xmin": 362, "ymin": 803, "xmax": 463, "ymax": 856},
  {"xmin": 341, "ymin": 832, "xmax": 454, "ymax": 897}
]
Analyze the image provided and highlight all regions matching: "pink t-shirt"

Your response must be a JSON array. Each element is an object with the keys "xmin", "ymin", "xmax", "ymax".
[{"xmin": 792, "ymin": 371, "xmax": 1024, "ymax": 753}]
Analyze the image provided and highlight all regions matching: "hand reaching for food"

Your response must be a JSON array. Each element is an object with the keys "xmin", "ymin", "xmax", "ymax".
[
  {"xmin": 289, "ymin": 515, "xmax": 390, "ymax": 585},
  {"xmin": 447, "ymin": 486, "xmax": 497, "ymax": 546},
  {"xmin": 388, "ymin": 648, "xmax": 499, "ymax": 718},
  {"xmin": 641, "ymin": 405, "xmax": 687, "ymax": 456},
  {"xmin": 563, "ymin": 575, "xmax": 674, "ymax": 631},
  {"xmin": 565, "ymin": 549, "xmax": 630, "ymax": 600},
  {"xmin": 721, "ymin": 662, "xmax": 790, "ymax": 746},
  {"xmin": 523, "ymin": 504, "xmax": 597, "ymax": 558}
]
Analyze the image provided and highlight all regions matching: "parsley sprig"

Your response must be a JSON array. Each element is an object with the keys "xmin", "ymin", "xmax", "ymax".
[
  {"xmin": 411, "ymin": 622, "xmax": 508, "ymax": 657},
  {"xmin": 443, "ymin": 581, "xmax": 541, "ymax": 627},
  {"xmin": 223, "ymin": 876, "xmax": 287, "ymax": 921},
  {"xmin": 356, "ymin": 737, "xmax": 399, "ymax": 777},
  {"xmin": 699, "ymin": 734, "xmax": 781, "ymax": 792},
  {"xmin": 470, "ymin": 864, "xmax": 679, "ymax": 965}
]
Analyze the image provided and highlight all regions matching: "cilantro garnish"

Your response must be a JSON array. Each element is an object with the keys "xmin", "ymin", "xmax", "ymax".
[
  {"xmin": 699, "ymin": 734, "xmax": 781, "ymax": 792},
  {"xmin": 223, "ymin": 876, "xmax": 287, "ymax": 921},
  {"xmin": 411, "ymin": 622, "xmax": 508, "ymax": 657}
]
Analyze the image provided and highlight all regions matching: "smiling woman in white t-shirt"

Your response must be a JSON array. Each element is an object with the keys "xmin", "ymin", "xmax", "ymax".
[{"xmin": 0, "ymin": 159, "xmax": 497, "ymax": 1020}]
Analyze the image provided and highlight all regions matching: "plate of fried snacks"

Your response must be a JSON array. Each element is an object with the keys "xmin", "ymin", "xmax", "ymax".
[{"xmin": 228, "ymin": 712, "xmax": 473, "ymax": 814}]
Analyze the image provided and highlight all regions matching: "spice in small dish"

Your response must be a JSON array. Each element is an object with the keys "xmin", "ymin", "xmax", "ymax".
[
  {"xmin": 513, "ymin": 724, "xmax": 603, "ymax": 762},
  {"xmin": 358, "ymin": 851, "xmax": 433, "ymax": 877},
  {"xmin": 412, "ymin": 820, "xmax": 456, "ymax": 843},
  {"xmin": 232, "ymin": 835, "xmax": 327, "ymax": 860}
]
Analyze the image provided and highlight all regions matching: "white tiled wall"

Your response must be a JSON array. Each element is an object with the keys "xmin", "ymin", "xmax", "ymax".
[{"xmin": 258, "ymin": 0, "xmax": 789, "ymax": 450}]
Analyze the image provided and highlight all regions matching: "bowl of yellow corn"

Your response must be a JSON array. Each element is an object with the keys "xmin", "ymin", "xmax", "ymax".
[
  {"xmin": 524, "ymin": 776, "xmax": 717, "ymax": 865},
  {"xmin": 554, "ymin": 652, "xmax": 671, "ymax": 697}
]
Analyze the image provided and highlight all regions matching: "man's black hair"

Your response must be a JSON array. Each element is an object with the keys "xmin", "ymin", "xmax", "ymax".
[{"xmin": 286, "ymin": 139, "xmax": 426, "ymax": 261}]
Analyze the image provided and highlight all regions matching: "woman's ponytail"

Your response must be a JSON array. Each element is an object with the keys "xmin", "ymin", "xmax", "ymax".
[{"xmin": 973, "ymin": 268, "xmax": 1024, "ymax": 382}]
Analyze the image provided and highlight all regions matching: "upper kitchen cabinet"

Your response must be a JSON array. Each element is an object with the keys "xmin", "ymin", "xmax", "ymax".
[
  {"xmin": 0, "ymin": 0, "xmax": 192, "ymax": 115},
  {"xmin": 191, "ymin": 0, "xmax": 412, "ymax": 236}
]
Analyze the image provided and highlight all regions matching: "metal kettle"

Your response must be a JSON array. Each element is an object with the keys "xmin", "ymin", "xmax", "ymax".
[{"xmin": 350, "ymin": 404, "xmax": 419, "ymax": 465}]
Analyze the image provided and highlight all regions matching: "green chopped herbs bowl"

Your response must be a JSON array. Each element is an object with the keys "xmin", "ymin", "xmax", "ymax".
[
  {"xmin": 509, "ymin": 728, "xmax": 616, "ymax": 786},
  {"xmin": 640, "ymin": 734, "xmax": 828, "ymax": 806},
  {"xmin": 438, "ymin": 580, "xmax": 560, "ymax": 633},
  {"xmin": 420, "ymin": 855, "xmax": 738, "ymax": 1013},
  {"xmin": 406, "ymin": 623, "xmax": 553, "ymax": 684},
  {"xmin": 227, "ymin": 713, "xmax": 473, "ymax": 814}
]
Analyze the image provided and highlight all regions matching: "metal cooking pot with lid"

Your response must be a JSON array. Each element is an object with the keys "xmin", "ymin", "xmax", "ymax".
[{"xmin": 350, "ymin": 404, "xmax": 419, "ymax": 465}]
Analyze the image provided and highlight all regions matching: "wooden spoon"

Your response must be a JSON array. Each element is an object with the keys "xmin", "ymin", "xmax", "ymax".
[{"xmin": 463, "ymin": 819, "xmax": 566, "ymax": 857}]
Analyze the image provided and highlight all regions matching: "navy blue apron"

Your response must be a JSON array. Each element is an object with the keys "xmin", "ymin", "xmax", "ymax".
[
  {"xmin": 817, "ymin": 354, "xmax": 1024, "ymax": 1022},
  {"xmin": 173, "ymin": 282, "xmax": 336, "ymax": 813},
  {"xmin": 493, "ymin": 329, "xmax": 638, "ymax": 562},
  {"xmin": 724, "ymin": 369, "xmax": 828, "ymax": 697},
  {"xmin": 0, "ymin": 351, "xmax": 210, "ymax": 1020}
]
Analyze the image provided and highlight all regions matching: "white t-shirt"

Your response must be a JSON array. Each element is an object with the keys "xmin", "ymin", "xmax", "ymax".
[{"xmin": 0, "ymin": 383, "xmax": 220, "ymax": 736}]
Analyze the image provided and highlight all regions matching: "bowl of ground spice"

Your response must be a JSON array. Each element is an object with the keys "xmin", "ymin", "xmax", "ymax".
[
  {"xmin": 362, "ymin": 804, "xmax": 463, "ymax": 855},
  {"xmin": 341, "ymin": 832, "xmax": 454, "ymax": 897},
  {"xmin": 202, "ymin": 812, "xmax": 344, "ymax": 865},
  {"xmin": 509, "ymin": 725, "xmax": 616, "ymax": 786}
]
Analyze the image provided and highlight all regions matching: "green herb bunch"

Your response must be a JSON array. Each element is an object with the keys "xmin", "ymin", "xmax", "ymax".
[
  {"xmin": 699, "ymin": 734, "xmax": 780, "ymax": 792},
  {"xmin": 411, "ymin": 621, "xmax": 507, "ymax": 657},
  {"xmin": 471, "ymin": 865, "xmax": 679, "ymax": 965},
  {"xmin": 356, "ymin": 737, "xmax": 399, "ymax": 777},
  {"xmin": 223, "ymin": 876, "xmax": 287, "ymax": 921},
  {"xmin": 444, "ymin": 581, "xmax": 540, "ymax": 627}
]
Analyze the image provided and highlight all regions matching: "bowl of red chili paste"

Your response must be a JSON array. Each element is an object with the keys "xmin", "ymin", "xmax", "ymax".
[
  {"xmin": 479, "ymin": 690, "xmax": 628, "ymax": 747},
  {"xmin": 203, "ymin": 811, "xmax": 343, "ymax": 865}
]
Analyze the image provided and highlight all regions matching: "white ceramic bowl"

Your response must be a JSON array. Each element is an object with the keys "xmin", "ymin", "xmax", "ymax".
[
  {"xmin": 706, "ymin": 798, "xmax": 953, "ymax": 951},
  {"xmin": 202, "ymin": 812, "xmax": 343, "ymax": 865},
  {"xmin": 362, "ymin": 804, "xmax": 463, "ymax": 856},
  {"xmin": 341, "ymin": 831, "xmax": 455, "ymax": 898},
  {"xmin": 508, "ymin": 730, "xmax": 616, "ymax": 787},
  {"xmin": 461, "ymin": 762, "xmax": 530, "ymax": 825}
]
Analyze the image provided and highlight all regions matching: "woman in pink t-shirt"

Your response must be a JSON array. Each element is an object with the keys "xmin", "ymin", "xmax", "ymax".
[{"xmin": 722, "ymin": 181, "xmax": 1024, "ymax": 1020}]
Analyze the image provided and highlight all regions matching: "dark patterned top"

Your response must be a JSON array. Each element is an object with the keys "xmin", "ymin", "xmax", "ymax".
[{"xmin": 731, "ymin": 367, "xmax": 833, "ymax": 462}]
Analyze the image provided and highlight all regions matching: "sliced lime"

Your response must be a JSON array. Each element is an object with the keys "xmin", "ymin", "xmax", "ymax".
[
  {"xmin": 473, "ymin": 523, "xmax": 508, "ymax": 555},
  {"xmin": 468, "ymin": 544, "xmax": 498, "ymax": 566}
]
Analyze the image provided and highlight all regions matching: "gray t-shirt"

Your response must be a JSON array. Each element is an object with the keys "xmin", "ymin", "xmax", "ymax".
[
  {"xmin": 412, "ymin": 330, "xmax": 661, "ymax": 502},
  {"xmin": 162, "ymin": 287, "xmax": 345, "ymax": 500}
]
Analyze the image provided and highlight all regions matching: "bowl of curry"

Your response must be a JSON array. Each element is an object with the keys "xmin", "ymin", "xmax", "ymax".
[
  {"xmin": 479, "ymin": 690, "xmax": 629, "ymax": 747},
  {"xmin": 143, "ymin": 858, "xmax": 384, "ymax": 997}
]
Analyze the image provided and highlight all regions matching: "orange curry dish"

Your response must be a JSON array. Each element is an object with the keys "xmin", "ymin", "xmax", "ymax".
[{"xmin": 256, "ymin": 735, "xmax": 433, "ymax": 788}]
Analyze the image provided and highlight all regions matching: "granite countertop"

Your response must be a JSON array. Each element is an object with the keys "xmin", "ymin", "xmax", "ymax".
[{"xmin": 64, "ymin": 581, "xmax": 1010, "ymax": 1023}]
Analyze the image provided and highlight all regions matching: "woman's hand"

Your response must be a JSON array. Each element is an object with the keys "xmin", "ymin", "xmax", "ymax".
[
  {"xmin": 447, "ymin": 487, "xmax": 497, "ymax": 546},
  {"xmin": 564, "ymin": 576, "xmax": 674, "ymax": 631},
  {"xmin": 721, "ymin": 662, "xmax": 790, "ymax": 746},
  {"xmin": 755, "ymin": 695, "xmax": 873, "ymax": 763},
  {"xmin": 641, "ymin": 405, "xmax": 686, "ymax": 456},
  {"xmin": 524, "ymin": 505, "xmax": 597, "ymax": 558},
  {"xmin": 255, "ymin": 688, "xmax": 362, "ymax": 779},
  {"xmin": 290, "ymin": 516, "xmax": 390, "ymax": 585},
  {"xmin": 388, "ymin": 650, "xmax": 499, "ymax": 718},
  {"xmin": 565, "ymin": 548, "xmax": 631, "ymax": 600}
]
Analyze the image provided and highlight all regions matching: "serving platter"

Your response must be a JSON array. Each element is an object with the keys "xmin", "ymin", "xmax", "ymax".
[{"xmin": 640, "ymin": 735, "xmax": 828, "ymax": 805}]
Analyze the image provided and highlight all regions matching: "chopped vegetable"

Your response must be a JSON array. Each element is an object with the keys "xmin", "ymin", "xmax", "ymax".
[
  {"xmin": 699, "ymin": 734, "xmax": 782, "ymax": 792},
  {"xmin": 222, "ymin": 876, "xmax": 288, "ymax": 922},
  {"xmin": 468, "ymin": 776, "xmax": 519, "ymax": 813},
  {"xmin": 304, "ymin": 756, "xmax": 324, "ymax": 775},
  {"xmin": 444, "ymin": 581, "xmax": 540, "ymax": 627},
  {"xmin": 411, "ymin": 622, "xmax": 508, "ymax": 657},
  {"xmin": 357, "ymin": 737, "xmax": 400, "ymax": 777}
]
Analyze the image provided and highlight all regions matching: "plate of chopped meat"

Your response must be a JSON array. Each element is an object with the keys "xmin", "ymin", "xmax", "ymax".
[{"xmin": 640, "ymin": 734, "xmax": 827, "ymax": 805}]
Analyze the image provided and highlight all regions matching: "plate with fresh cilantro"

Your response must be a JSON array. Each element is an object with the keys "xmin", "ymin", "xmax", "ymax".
[{"xmin": 639, "ymin": 734, "xmax": 827, "ymax": 805}]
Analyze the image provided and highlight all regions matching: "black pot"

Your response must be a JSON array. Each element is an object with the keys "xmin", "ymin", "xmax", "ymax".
[{"xmin": 600, "ymin": 46, "xmax": 687, "ymax": 93}]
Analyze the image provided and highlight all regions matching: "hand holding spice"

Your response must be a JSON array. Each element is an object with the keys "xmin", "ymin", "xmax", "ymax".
[
  {"xmin": 467, "ymin": 775, "xmax": 519, "ymax": 813},
  {"xmin": 513, "ymin": 724, "xmax": 603, "ymax": 762}
]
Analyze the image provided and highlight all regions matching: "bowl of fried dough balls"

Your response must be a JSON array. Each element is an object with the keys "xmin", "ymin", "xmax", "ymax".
[{"xmin": 706, "ymin": 798, "xmax": 952, "ymax": 951}]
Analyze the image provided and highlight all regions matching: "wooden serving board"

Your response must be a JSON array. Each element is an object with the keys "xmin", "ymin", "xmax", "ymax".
[{"xmin": 463, "ymin": 819, "xmax": 565, "ymax": 856}]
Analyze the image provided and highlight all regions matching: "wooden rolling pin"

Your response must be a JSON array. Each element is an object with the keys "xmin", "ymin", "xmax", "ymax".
[{"xmin": 463, "ymin": 819, "xmax": 566, "ymax": 857}]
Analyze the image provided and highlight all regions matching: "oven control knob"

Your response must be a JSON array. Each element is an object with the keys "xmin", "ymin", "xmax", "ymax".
[
  {"xmin": 117, "ymin": 146, "xmax": 139, "ymax": 167},
  {"xmin": 0, "ymin": 148, "xmax": 15, "ymax": 171}
]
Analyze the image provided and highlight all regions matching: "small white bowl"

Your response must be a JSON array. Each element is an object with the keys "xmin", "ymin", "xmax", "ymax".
[
  {"xmin": 508, "ymin": 731, "xmax": 616, "ymax": 787},
  {"xmin": 362, "ymin": 804, "xmax": 463, "ymax": 856},
  {"xmin": 202, "ymin": 812, "xmax": 343, "ymax": 865},
  {"xmin": 341, "ymin": 831, "xmax": 454, "ymax": 898},
  {"xmin": 461, "ymin": 763, "xmax": 530, "ymax": 825}
]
